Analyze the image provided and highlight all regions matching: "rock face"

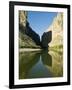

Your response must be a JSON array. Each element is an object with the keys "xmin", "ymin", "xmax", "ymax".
[
  {"xmin": 25, "ymin": 22, "xmax": 40, "ymax": 45},
  {"xmin": 47, "ymin": 13, "xmax": 63, "ymax": 47},
  {"xmin": 19, "ymin": 11, "xmax": 27, "ymax": 28},
  {"xmin": 19, "ymin": 11, "xmax": 40, "ymax": 48},
  {"xmin": 41, "ymin": 31, "xmax": 52, "ymax": 48},
  {"xmin": 19, "ymin": 11, "xmax": 27, "ymax": 34}
]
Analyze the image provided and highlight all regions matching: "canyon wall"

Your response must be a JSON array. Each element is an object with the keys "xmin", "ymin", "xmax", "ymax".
[
  {"xmin": 41, "ymin": 13, "xmax": 63, "ymax": 49},
  {"xmin": 41, "ymin": 31, "xmax": 52, "ymax": 48},
  {"xmin": 19, "ymin": 11, "xmax": 63, "ymax": 49},
  {"xmin": 19, "ymin": 11, "xmax": 40, "ymax": 48},
  {"xmin": 47, "ymin": 13, "xmax": 63, "ymax": 47}
]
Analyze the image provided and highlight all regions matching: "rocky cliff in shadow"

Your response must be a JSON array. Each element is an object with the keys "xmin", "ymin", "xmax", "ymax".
[
  {"xmin": 41, "ymin": 13, "xmax": 63, "ymax": 50},
  {"xmin": 41, "ymin": 31, "xmax": 52, "ymax": 48},
  {"xmin": 25, "ymin": 22, "xmax": 40, "ymax": 45},
  {"xmin": 19, "ymin": 11, "xmax": 40, "ymax": 48}
]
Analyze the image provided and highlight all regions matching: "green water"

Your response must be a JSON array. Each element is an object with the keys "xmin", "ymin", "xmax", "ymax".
[{"xmin": 19, "ymin": 50, "xmax": 63, "ymax": 79}]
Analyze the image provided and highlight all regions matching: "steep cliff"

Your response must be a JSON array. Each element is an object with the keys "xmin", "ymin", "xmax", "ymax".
[
  {"xmin": 19, "ymin": 32, "xmax": 40, "ymax": 48},
  {"xmin": 41, "ymin": 31, "xmax": 52, "ymax": 48},
  {"xmin": 47, "ymin": 13, "xmax": 63, "ymax": 47},
  {"xmin": 19, "ymin": 11, "xmax": 40, "ymax": 48},
  {"xmin": 19, "ymin": 11, "xmax": 27, "ymax": 28}
]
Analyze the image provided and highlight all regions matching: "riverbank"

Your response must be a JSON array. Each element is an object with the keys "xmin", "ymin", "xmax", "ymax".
[{"xmin": 19, "ymin": 48, "xmax": 42, "ymax": 52}]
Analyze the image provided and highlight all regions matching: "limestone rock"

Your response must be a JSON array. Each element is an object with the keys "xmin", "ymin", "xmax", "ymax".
[
  {"xmin": 19, "ymin": 11, "xmax": 40, "ymax": 48},
  {"xmin": 46, "ymin": 13, "xmax": 63, "ymax": 47},
  {"xmin": 19, "ymin": 11, "xmax": 27, "ymax": 28}
]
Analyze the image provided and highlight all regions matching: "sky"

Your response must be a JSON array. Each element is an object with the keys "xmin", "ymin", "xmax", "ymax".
[{"xmin": 28, "ymin": 11, "xmax": 57, "ymax": 38}]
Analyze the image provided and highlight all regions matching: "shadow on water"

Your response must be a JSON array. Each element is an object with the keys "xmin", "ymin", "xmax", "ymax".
[
  {"xmin": 41, "ymin": 50, "xmax": 52, "ymax": 67},
  {"xmin": 19, "ymin": 50, "xmax": 63, "ymax": 79}
]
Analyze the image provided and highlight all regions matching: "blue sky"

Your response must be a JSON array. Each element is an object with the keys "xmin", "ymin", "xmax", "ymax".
[{"xmin": 28, "ymin": 11, "xmax": 57, "ymax": 38}]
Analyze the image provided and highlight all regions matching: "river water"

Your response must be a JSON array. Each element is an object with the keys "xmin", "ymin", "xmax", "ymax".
[{"xmin": 19, "ymin": 50, "xmax": 63, "ymax": 79}]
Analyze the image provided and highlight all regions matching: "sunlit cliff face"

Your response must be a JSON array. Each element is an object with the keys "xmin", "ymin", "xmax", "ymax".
[
  {"xmin": 47, "ymin": 13, "xmax": 63, "ymax": 47},
  {"xmin": 19, "ymin": 11, "xmax": 27, "ymax": 27}
]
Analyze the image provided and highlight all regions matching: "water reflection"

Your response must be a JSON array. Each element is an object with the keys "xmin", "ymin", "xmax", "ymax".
[
  {"xmin": 19, "ymin": 50, "xmax": 63, "ymax": 79},
  {"xmin": 41, "ymin": 50, "xmax": 52, "ymax": 67}
]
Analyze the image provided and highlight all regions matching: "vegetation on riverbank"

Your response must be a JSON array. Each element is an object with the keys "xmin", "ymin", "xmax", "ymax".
[{"xmin": 49, "ymin": 45, "xmax": 63, "ymax": 53}]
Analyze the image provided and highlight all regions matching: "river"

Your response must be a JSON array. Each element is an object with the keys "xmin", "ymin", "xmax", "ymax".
[{"xmin": 19, "ymin": 50, "xmax": 63, "ymax": 79}]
